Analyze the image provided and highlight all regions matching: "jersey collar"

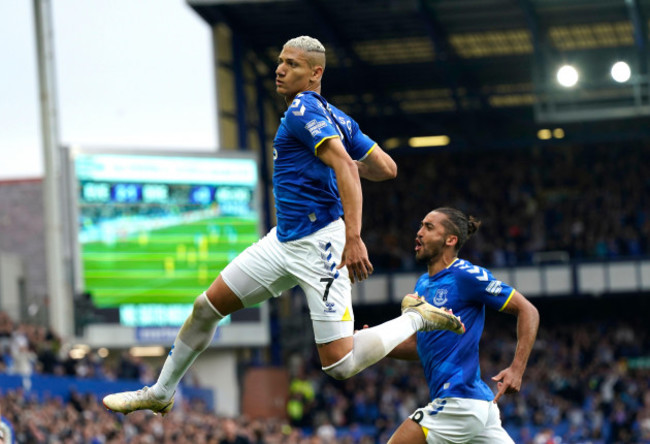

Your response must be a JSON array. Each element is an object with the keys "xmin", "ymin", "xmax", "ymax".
[{"xmin": 446, "ymin": 258, "xmax": 459, "ymax": 269}]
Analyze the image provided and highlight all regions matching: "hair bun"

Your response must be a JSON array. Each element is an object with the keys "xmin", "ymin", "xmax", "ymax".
[{"xmin": 467, "ymin": 216, "xmax": 482, "ymax": 236}]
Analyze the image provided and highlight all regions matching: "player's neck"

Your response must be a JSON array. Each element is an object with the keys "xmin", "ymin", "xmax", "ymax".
[
  {"xmin": 428, "ymin": 254, "xmax": 457, "ymax": 276},
  {"xmin": 284, "ymin": 84, "xmax": 322, "ymax": 106}
]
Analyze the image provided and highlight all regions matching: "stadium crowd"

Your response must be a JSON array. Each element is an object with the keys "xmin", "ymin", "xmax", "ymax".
[
  {"xmin": 362, "ymin": 142, "xmax": 650, "ymax": 271},
  {"xmin": 2, "ymin": 304, "xmax": 650, "ymax": 443},
  {"xmin": 2, "ymin": 140, "xmax": 650, "ymax": 442},
  {"xmin": 0, "ymin": 310, "xmax": 154, "ymax": 383},
  {"xmin": 284, "ymin": 308, "xmax": 650, "ymax": 443}
]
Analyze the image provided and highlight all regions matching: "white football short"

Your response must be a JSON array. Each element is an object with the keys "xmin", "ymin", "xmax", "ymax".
[
  {"xmin": 408, "ymin": 398, "xmax": 514, "ymax": 444},
  {"xmin": 220, "ymin": 218, "xmax": 354, "ymax": 344}
]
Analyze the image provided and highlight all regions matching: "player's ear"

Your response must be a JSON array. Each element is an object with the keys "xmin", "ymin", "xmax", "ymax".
[
  {"xmin": 445, "ymin": 235, "xmax": 458, "ymax": 247},
  {"xmin": 310, "ymin": 65, "xmax": 324, "ymax": 83}
]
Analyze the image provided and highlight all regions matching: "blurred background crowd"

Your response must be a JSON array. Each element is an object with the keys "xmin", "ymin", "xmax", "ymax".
[
  {"xmin": 2, "ymin": 141, "xmax": 650, "ymax": 442},
  {"xmin": 2, "ymin": 294, "xmax": 650, "ymax": 443},
  {"xmin": 363, "ymin": 142, "xmax": 650, "ymax": 271}
]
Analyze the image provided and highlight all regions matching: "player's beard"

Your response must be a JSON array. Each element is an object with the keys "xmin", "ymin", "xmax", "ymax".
[{"xmin": 415, "ymin": 237, "xmax": 446, "ymax": 265}]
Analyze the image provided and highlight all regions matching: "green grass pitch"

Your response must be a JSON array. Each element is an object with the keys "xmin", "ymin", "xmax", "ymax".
[{"xmin": 82, "ymin": 216, "xmax": 259, "ymax": 307}]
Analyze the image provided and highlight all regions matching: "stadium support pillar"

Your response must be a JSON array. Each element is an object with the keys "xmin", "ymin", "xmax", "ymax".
[
  {"xmin": 232, "ymin": 34, "xmax": 247, "ymax": 150},
  {"xmin": 255, "ymin": 74, "xmax": 272, "ymax": 233},
  {"xmin": 192, "ymin": 350, "xmax": 240, "ymax": 416},
  {"xmin": 33, "ymin": 0, "xmax": 74, "ymax": 338},
  {"xmin": 0, "ymin": 253, "xmax": 25, "ymax": 322},
  {"xmin": 212, "ymin": 23, "xmax": 238, "ymax": 150}
]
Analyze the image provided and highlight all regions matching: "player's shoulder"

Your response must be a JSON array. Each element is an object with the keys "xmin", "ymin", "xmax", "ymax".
[
  {"xmin": 285, "ymin": 92, "xmax": 327, "ymax": 120},
  {"xmin": 415, "ymin": 272, "xmax": 429, "ymax": 286},
  {"xmin": 448, "ymin": 258, "xmax": 491, "ymax": 282},
  {"xmin": 296, "ymin": 91, "xmax": 327, "ymax": 108}
]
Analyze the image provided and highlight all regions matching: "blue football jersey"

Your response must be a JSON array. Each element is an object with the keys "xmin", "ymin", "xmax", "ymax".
[
  {"xmin": 272, "ymin": 91, "xmax": 376, "ymax": 241},
  {"xmin": 414, "ymin": 258, "xmax": 515, "ymax": 401}
]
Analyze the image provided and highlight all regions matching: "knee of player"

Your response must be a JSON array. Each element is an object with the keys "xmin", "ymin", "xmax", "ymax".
[
  {"xmin": 321, "ymin": 352, "xmax": 356, "ymax": 380},
  {"xmin": 322, "ymin": 366, "xmax": 350, "ymax": 380},
  {"xmin": 192, "ymin": 291, "xmax": 224, "ymax": 321}
]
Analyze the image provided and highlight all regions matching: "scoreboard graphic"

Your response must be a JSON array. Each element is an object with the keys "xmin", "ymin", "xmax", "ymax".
[{"xmin": 72, "ymin": 152, "xmax": 260, "ymax": 310}]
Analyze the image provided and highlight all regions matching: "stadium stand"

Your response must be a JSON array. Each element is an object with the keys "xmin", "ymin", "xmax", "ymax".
[
  {"xmin": 2, "ymin": 138, "xmax": 650, "ymax": 442},
  {"xmin": 0, "ymin": 308, "xmax": 650, "ymax": 444},
  {"xmin": 1, "ymin": 290, "xmax": 650, "ymax": 443},
  {"xmin": 362, "ymin": 141, "xmax": 650, "ymax": 272}
]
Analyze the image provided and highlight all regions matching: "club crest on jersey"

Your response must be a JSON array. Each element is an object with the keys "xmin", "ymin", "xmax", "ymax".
[{"xmin": 433, "ymin": 288, "xmax": 448, "ymax": 306}]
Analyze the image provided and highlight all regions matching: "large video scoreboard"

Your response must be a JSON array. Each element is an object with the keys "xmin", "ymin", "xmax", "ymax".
[{"xmin": 65, "ymin": 148, "xmax": 268, "ymax": 346}]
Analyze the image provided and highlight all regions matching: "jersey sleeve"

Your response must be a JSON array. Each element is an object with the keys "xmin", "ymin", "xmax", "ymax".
[
  {"xmin": 455, "ymin": 264, "xmax": 515, "ymax": 312},
  {"xmin": 347, "ymin": 119, "xmax": 377, "ymax": 161},
  {"xmin": 284, "ymin": 95, "xmax": 341, "ymax": 154}
]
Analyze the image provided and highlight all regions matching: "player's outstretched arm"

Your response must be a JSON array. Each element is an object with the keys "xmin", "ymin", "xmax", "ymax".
[
  {"xmin": 317, "ymin": 137, "xmax": 373, "ymax": 283},
  {"xmin": 356, "ymin": 145, "xmax": 397, "ymax": 182},
  {"xmin": 492, "ymin": 290, "xmax": 539, "ymax": 403}
]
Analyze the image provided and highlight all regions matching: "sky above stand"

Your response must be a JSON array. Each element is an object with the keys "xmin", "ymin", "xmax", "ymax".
[{"xmin": 0, "ymin": 0, "xmax": 217, "ymax": 180}]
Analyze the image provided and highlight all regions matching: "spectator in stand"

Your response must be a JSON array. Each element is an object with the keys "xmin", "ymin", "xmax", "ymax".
[{"xmin": 220, "ymin": 418, "xmax": 252, "ymax": 444}]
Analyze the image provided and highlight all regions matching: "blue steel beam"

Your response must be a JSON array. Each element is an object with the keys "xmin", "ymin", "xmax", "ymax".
[
  {"xmin": 518, "ymin": 0, "xmax": 547, "ymax": 84},
  {"xmin": 417, "ymin": 0, "xmax": 464, "ymax": 112},
  {"xmin": 625, "ymin": 0, "xmax": 648, "ymax": 76}
]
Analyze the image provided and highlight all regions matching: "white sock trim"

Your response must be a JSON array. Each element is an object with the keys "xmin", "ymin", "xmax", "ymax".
[
  {"xmin": 200, "ymin": 291, "xmax": 225, "ymax": 318},
  {"xmin": 321, "ymin": 350, "xmax": 353, "ymax": 372},
  {"xmin": 403, "ymin": 310, "xmax": 424, "ymax": 331}
]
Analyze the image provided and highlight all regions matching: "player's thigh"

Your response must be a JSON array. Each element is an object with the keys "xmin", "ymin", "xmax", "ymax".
[
  {"xmin": 387, "ymin": 418, "xmax": 427, "ymax": 444},
  {"xmin": 287, "ymin": 219, "xmax": 353, "ymax": 327},
  {"xmin": 409, "ymin": 398, "xmax": 489, "ymax": 444},
  {"xmin": 312, "ymin": 321, "xmax": 354, "ymax": 367},
  {"xmin": 470, "ymin": 401, "xmax": 515, "ymax": 444},
  {"xmin": 219, "ymin": 227, "xmax": 297, "ymax": 308}
]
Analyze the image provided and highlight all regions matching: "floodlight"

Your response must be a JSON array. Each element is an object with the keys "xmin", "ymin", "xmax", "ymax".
[
  {"xmin": 408, "ymin": 135, "xmax": 450, "ymax": 147},
  {"xmin": 383, "ymin": 137, "xmax": 401, "ymax": 150},
  {"xmin": 611, "ymin": 61, "xmax": 631, "ymax": 83},
  {"xmin": 557, "ymin": 65, "xmax": 579, "ymax": 87}
]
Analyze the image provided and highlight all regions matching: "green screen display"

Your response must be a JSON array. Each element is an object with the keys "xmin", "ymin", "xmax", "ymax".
[{"xmin": 74, "ymin": 152, "xmax": 260, "ymax": 308}]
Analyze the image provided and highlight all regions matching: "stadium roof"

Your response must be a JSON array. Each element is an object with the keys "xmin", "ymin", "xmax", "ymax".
[{"xmin": 188, "ymin": 0, "xmax": 650, "ymax": 149}]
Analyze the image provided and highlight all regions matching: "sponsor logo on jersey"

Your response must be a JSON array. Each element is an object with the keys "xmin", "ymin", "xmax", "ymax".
[
  {"xmin": 486, "ymin": 280, "xmax": 503, "ymax": 295},
  {"xmin": 305, "ymin": 119, "xmax": 328, "ymax": 137}
]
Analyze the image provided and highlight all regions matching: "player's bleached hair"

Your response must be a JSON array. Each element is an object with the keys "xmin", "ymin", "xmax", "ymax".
[
  {"xmin": 434, "ymin": 207, "xmax": 481, "ymax": 253},
  {"xmin": 283, "ymin": 36, "xmax": 326, "ymax": 68}
]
